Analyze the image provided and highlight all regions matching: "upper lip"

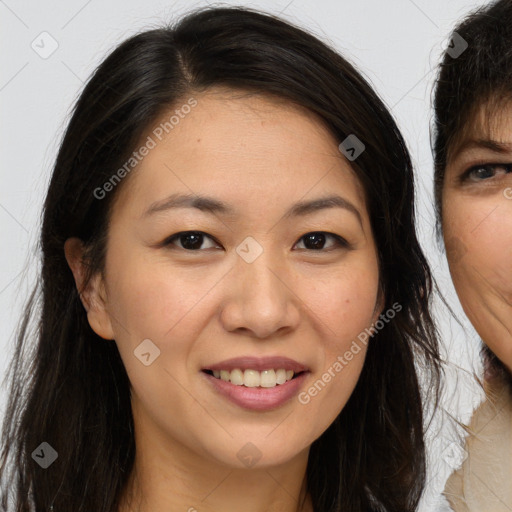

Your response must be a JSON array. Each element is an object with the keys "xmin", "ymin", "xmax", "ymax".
[{"xmin": 203, "ymin": 356, "xmax": 309, "ymax": 373}]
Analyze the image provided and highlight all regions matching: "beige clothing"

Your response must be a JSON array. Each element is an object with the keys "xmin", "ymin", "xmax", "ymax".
[{"xmin": 443, "ymin": 377, "xmax": 512, "ymax": 511}]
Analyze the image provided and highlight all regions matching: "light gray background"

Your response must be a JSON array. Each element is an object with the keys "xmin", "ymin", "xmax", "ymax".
[{"xmin": 0, "ymin": 0, "xmax": 491, "ymax": 510}]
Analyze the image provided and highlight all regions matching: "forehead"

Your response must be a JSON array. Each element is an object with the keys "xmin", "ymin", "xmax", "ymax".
[
  {"xmin": 150, "ymin": 88, "xmax": 338, "ymax": 157},
  {"xmin": 448, "ymin": 98, "xmax": 512, "ymax": 162},
  {"xmin": 112, "ymin": 88, "xmax": 367, "ymax": 216}
]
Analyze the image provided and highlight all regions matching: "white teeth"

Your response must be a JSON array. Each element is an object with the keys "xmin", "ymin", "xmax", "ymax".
[
  {"xmin": 209, "ymin": 368, "xmax": 297, "ymax": 387},
  {"xmin": 276, "ymin": 369, "xmax": 287, "ymax": 385},
  {"xmin": 244, "ymin": 369, "xmax": 260, "ymax": 387},
  {"xmin": 260, "ymin": 369, "xmax": 276, "ymax": 388},
  {"xmin": 230, "ymin": 369, "xmax": 244, "ymax": 386}
]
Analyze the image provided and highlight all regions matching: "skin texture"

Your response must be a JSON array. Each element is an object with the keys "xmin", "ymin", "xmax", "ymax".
[
  {"xmin": 65, "ymin": 88, "xmax": 382, "ymax": 512},
  {"xmin": 443, "ymin": 103, "xmax": 512, "ymax": 373}
]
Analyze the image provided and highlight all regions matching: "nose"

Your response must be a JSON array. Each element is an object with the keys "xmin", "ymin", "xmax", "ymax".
[{"xmin": 219, "ymin": 249, "xmax": 302, "ymax": 339}]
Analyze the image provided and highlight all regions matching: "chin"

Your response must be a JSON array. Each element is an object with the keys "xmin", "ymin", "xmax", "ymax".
[{"xmin": 210, "ymin": 435, "xmax": 310, "ymax": 470}]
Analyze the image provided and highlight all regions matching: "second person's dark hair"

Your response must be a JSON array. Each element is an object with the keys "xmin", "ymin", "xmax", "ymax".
[{"xmin": 433, "ymin": 0, "xmax": 512, "ymax": 223}]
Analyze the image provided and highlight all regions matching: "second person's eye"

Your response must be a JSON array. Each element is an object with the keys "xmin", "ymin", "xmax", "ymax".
[{"xmin": 462, "ymin": 163, "xmax": 512, "ymax": 182}]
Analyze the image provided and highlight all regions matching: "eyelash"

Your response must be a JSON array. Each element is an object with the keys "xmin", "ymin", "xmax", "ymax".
[
  {"xmin": 162, "ymin": 230, "xmax": 351, "ymax": 252},
  {"xmin": 459, "ymin": 163, "xmax": 512, "ymax": 183}
]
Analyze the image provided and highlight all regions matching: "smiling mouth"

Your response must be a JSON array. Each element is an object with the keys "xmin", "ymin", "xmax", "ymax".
[{"xmin": 202, "ymin": 368, "xmax": 306, "ymax": 388}]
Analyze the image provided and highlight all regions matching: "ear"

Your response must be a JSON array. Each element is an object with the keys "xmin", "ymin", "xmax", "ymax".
[{"xmin": 64, "ymin": 237, "xmax": 115, "ymax": 340}]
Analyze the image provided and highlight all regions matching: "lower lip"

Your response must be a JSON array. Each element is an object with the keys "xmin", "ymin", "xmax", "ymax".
[{"xmin": 202, "ymin": 371, "xmax": 309, "ymax": 411}]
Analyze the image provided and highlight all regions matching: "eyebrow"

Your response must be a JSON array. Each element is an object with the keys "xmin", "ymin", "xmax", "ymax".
[
  {"xmin": 452, "ymin": 138, "xmax": 512, "ymax": 156},
  {"xmin": 143, "ymin": 193, "xmax": 363, "ymax": 225}
]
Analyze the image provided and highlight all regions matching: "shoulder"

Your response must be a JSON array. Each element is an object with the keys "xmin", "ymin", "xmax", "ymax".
[{"xmin": 443, "ymin": 375, "xmax": 512, "ymax": 511}]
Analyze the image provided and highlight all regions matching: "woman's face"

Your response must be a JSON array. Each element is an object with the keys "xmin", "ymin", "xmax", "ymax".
[
  {"xmin": 78, "ymin": 89, "xmax": 381, "ymax": 469},
  {"xmin": 442, "ymin": 102, "xmax": 512, "ymax": 371}
]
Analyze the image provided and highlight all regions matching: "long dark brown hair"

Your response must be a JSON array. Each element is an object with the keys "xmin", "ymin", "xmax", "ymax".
[{"xmin": 1, "ymin": 6, "xmax": 441, "ymax": 511}]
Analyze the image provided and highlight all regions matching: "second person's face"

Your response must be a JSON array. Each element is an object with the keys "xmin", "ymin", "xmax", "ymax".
[{"xmin": 442, "ymin": 101, "xmax": 512, "ymax": 371}]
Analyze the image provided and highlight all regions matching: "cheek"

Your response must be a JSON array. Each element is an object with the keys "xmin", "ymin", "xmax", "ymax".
[
  {"xmin": 308, "ymin": 279, "xmax": 378, "ymax": 343},
  {"xmin": 103, "ymin": 257, "xmax": 215, "ymax": 425},
  {"xmin": 295, "ymin": 259, "xmax": 380, "ymax": 371},
  {"xmin": 443, "ymin": 195, "xmax": 512, "ymax": 361},
  {"xmin": 315, "ymin": 257, "xmax": 380, "ymax": 327},
  {"xmin": 294, "ymin": 274, "xmax": 376, "ymax": 432},
  {"xmin": 444, "ymin": 197, "xmax": 512, "ymax": 296},
  {"xmin": 105, "ymin": 228, "xmax": 225, "ymax": 329},
  {"xmin": 102, "ymin": 244, "xmax": 224, "ymax": 381}
]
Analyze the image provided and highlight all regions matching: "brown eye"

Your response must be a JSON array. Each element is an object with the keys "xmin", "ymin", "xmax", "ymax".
[
  {"xmin": 294, "ymin": 232, "xmax": 349, "ymax": 251},
  {"xmin": 164, "ymin": 231, "xmax": 221, "ymax": 251}
]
